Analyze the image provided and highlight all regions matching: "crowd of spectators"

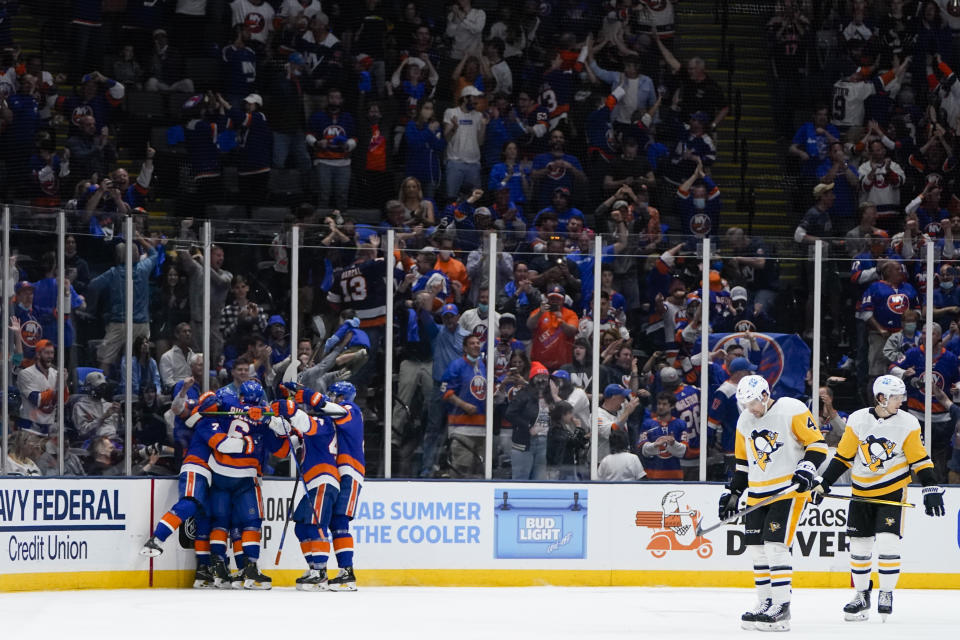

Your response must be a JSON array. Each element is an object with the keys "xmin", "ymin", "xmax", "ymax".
[{"xmin": 1, "ymin": 1, "xmax": 959, "ymax": 484}]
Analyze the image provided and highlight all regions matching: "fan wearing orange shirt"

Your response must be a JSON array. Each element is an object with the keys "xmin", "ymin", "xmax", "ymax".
[
  {"xmin": 434, "ymin": 237, "xmax": 470, "ymax": 299},
  {"xmin": 527, "ymin": 284, "xmax": 579, "ymax": 370}
]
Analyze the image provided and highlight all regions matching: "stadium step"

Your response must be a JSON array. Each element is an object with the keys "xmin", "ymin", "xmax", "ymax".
[{"xmin": 676, "ymin": 2, "xmax": 790, "ymax": 237}]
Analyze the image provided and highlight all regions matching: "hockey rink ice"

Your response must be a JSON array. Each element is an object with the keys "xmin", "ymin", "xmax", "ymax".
[{"xmin": 1, "ymin": 586, "xmax": 956, "ymax": 639}]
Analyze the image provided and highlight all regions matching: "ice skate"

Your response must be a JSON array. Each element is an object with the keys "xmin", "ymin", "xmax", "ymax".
[
  {"xmin": 192, "ymin": 564, "xmax": 215, "ymax": 589},
  {"xmin": 328, "ymin": 566, "xmax": 357, "ymax": 591},
  {"xmin": 241, "ymin": 562, "xmax": 273, "ymax": 590},
  {"xmin": 843, "ymin": 584, "xmax": 872, "ymax": 621},
  {"xmin": 139, "ymin": 536, "xmax": 163, "ymax": 557},
  {"xmin": 878, "ymin": 591, "xmax": 893, "ymax": 622},
  {"xmin": 754, "ymin": 602, "xmax": 790, "ymax": 632},
  {"xmin": 295, "ymin": 569, "xmax": 329, "ymax": 592},
  {"xmin": 218, "ymin": 567, "xmax": 242, "ymax": 590},
  {"xmin": 209, "ymin": 556, "xmax": 229, "ymax": 589},
  {"xmin": 741, "ymin": 598, "xmax": 772, "ymax": 630}
]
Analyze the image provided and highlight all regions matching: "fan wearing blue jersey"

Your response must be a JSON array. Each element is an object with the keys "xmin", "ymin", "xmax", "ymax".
[
  {"xmin": 859, "ymin": 261, "xmax": 918, "ymax": 396},
  {"xmin": 272, "ymin": 397, "xmax": 341, "ymax": 591},
  {"xmin": 637, "ymin": 393, "xmax": 688, "ymax": 479}
]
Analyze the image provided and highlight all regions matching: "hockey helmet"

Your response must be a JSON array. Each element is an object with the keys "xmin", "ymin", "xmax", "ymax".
[
  {"xmin": 872, "ymin": 375, "xmax": 906, "ymax": 404},
  {"xmin": 328, "ymin": 381, "xmax": 356, "ymax": 404},
  {"xmin": 736, "ymin": 375, "xmax": 770, "ymax": 407},
  {"xmin": 239, "ymin": 380, "xmax": 265, "ymax": 405}
]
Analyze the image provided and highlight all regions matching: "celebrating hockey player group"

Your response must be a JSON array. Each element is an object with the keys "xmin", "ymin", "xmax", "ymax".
[
  {"xmin": 719, "ymin": 373, "xmax": 945, "ymax": 632},
  {"xmin": 138, "ymin": 378, "xmax": 365, "ymax": 592}
]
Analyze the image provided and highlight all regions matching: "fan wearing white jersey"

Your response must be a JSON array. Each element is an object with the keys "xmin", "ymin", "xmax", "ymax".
[
  {"xmin": 813, "ymin": 375, "xmax": 945, "ymax": 622},
  {"xmin": 831, "ymin": 58, "xmax": 908, "ymax": 130},
  {"xmin": 718, "ymin": 375, "xmax": 827, "ymax": 632}
]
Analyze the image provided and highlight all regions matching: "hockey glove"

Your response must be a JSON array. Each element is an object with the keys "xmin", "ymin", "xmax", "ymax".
[
  {"xmin": 718, "ymin": 490, "xmax": 742, "ymax": 520},
  {"xmin": 197, "ymin": 391, "xmax": 219, "ymax": 413},
  {"xmin": 216, "ymin": 437, "xmax": 245, "ymax": 454},
  {"xmin": 296, "ymin": 387, "xmax": 325, "ymax": 408},
  {"xmin": 922, "ymin": 486, "xmax": 946, "ymax": 517},
  {"xmin": 246, "ymin": 406, "xmax": 264, "ymax": 422},
  {"xmin": 271, "ymin": 399, "xmax": 297, "ymax": 419},
  {"xmin": 791, "ymin": 460, "xmax": 818, "ymax": 493},
  {"xmin": 268, "ymin": 416, "xmax": 291, "ymax": 438},
  {"xmin": 809, "ymin": 478, "xmax": 829, "ymax": 506}
]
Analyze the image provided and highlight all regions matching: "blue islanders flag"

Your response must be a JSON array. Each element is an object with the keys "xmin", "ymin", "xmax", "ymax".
[{"xmin": 696, "ymin": 333, "xmax": 811, "ymax": 399}]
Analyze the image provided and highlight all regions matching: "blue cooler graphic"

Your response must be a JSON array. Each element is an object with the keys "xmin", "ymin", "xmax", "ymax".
[{"xmin": 493, "ymin": 489, "xmax": 588, "ymax": 559}]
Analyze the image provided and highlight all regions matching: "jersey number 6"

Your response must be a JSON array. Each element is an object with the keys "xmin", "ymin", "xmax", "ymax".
[{"xmin": 228, "ymin": 418, "xmax": 256, "ymax": 455}]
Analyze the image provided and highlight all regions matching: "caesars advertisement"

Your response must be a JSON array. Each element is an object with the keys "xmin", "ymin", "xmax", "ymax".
[{"xmin": 1, "ymin": 479, "xmax": 958, "ymax": 587}]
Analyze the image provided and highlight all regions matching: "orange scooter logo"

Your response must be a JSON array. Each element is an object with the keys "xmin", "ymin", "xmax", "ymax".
[{"xmin": 635, "ymin": 490, "xmax": 713, "ymax": 559}]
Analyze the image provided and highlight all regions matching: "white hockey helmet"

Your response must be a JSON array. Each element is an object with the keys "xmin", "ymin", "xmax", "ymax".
[
  {"xmin": 736, "ymin": 375, "xmax": 770, "ymax": 407},
  {"xmin": 873, "ymin": 375, "xmax": 906, "ymax": 404}
]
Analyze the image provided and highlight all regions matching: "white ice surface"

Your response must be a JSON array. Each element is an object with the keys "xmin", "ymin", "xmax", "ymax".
[{"xmin": 1, "ymin": 587, "xmax": 955, "ymax": 639}]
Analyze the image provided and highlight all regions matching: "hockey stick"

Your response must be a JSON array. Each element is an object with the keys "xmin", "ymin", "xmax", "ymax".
[
  {"xmin": 201, "ymin": 411, "xmax": 277, "ymax": 416},
  {"xmin": 696, "ymin": 484, "xmax": 800, "ymax": 536},
  {"xmin": 818, "ymin": 493, "xmax": 915, "ymax": 508},
  {"xmin": 276, "ymin": 412, "xmax": 325, "ymax": 537},
  {"xmin": 274, "ymin": 470, "xmax": 302, "ymax": 565}
]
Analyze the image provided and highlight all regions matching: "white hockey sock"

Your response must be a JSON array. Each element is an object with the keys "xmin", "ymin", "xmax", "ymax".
[
  {"xmin": 876, "ymin": 532, "xmax": 901, "ymax": 592},
  {"xmin": 849, "ymin": 536, "xmax": 874, "ymax": 592},
  {"xmin": 764, "ymin": 542, "xmax": 792, "ymax": 605},
  {"xmin": 749, "ymin": 544, "xmax": 772, "ymax": 601}
]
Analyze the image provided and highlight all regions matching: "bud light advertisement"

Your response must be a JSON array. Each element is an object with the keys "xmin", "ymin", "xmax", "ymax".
[{"xmin": 493, "ymin": 489, "xmax": 588, "ymax": 559}]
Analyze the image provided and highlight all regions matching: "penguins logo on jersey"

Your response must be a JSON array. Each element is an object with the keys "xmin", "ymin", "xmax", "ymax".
[
  {"xmin": 884, "ymin": 517, "xmax": 896, "ymax": 527},
  {"xmin": 749, "ymin": 430, "xmax": 783, "ymax": 471},
  {"xmin": 768, "ymin": 522, "xmax": 781, "ymax": 533},
  {"xmin": 859, "ymin": 435, "xmax": 898, "ymax": 472}
]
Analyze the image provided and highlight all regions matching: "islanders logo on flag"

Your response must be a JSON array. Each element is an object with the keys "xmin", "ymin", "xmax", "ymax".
[
  {"xmin": 703, "ymin": 332, "xmax": 811, "ymax": 399},
  {"xmin": 714, "ymin": 332, "xmax": 786, "ymax": 389}
]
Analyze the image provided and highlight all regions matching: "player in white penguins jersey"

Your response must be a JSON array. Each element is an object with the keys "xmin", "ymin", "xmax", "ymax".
[
  {"xmin": 813, "ymin": 375, "xmax": 945, "ymax": 622},
  {"xmin": 718, "ymin": 375, "xmax": 828, "ymax": 632}
]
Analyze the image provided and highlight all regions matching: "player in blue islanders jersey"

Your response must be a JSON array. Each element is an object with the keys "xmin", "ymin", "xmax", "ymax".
[
  {"xmin": 275, "ymin": 390, "xmax": 346, "ymax": 591},
  {"xmin": 813, "ymin": 376, "xmax": 944, "ymax": 622},
  {"xmin": 181, "ymin": 384, "xmax": 253, "ymax": 586},
  {"xmin": 719, "ymin": 375, "xmax": 827, "ymax": 631},
  {"xmin": 205, "ymin": 381, "xmax": 292, "ymax": 590},
  {"xmin": 325, "ymin": 381, "xmax": 366, "ymax": 591},
  {"xmin": 707, "ymin": 357, "xmax": 756, "ymax": 479},
  {"xmin": 139, "ymin": 399, "xmax": 219, "ymax": 588},
  {"xmin": 637, "ymin": 393, "xmax": 689, "ymax": 480}
]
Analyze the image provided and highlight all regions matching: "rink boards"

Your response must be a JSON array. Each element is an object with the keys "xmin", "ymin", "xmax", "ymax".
[{"xmin": 0, "ymin": 478, "xmax": 958, "ymax": 591}]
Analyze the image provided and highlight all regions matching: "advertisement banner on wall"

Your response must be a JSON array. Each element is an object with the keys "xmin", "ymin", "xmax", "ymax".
[
  {"xmin": 3, "ymin": 479, "xmax": 959, "ymax": 590},
  {"xmin": 0, "ymin": 479, "xmax": 150, "ymax": 577},
  {"xmin": 493, "ymin": 489, "xmax": 588, "ymax": 559}
]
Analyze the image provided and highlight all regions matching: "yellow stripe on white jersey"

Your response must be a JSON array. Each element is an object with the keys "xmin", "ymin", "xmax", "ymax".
[
  {"xmin": 735, "ymin": 397, "xmax": 825, "ymax": 505},
  {"xmin": 835, "ymin": 408, "xmax": 934, "ymax": 497}
]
